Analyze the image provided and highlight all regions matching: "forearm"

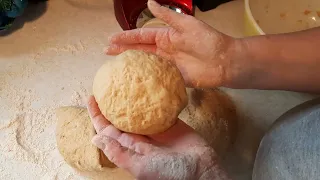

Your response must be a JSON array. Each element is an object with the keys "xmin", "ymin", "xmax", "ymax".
[{"xmin": 227, "ymin": 27, "xmax": 320, "ymax": 93}]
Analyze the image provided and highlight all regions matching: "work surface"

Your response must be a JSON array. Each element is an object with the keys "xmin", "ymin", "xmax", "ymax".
[{"xmin": 0, "ymin": 0, "xmax": 316, "ymax": 179}]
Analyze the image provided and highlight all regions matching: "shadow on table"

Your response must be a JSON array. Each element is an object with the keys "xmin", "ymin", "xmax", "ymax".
[
  {"xmin": 222, "ymin": 113, "xmax": 265, "ymax": 180},
  {"xmin": 0, "ymin": 0, "xmax": 48, "ymax": 36}
]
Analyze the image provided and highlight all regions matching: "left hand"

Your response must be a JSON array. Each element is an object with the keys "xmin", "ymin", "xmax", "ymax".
[{"xmin": 87, "ymin": 95, "xmax": 228, "ymax": 180}]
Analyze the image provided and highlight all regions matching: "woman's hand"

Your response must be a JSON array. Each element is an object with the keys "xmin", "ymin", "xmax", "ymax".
[
  {"xmin": 106, "ymin": 0, "xmax": 242, "ymax": 88},
  {"xmin": 87, "ymin": 96, "xmax": 229, "ymax": 180}
]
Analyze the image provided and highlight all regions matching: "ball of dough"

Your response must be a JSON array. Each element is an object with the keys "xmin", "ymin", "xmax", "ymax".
[
  {"xmin": 93, "ymin": 50, "xmax": 188, "ymax": 135},
  {"xmin": 56, "ymin": 106, "xmax": 115, "ymax": 172},
  {"xmin": 178, "ymin": 88, "xmax": 237, "ymax": 157}
]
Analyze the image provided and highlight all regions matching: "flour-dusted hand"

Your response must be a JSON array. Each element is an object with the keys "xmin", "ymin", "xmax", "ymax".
[
  {"xmin": 105, "ymin": 0, "xmax": 243, "ymax": 88},
  {"xmin": 87, "ymin": 96, "xmax": 230, "ymax": 180}
]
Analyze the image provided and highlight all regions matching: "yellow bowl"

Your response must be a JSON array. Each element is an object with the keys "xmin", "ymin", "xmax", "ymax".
[{"xmin": 244, "ymin": 0, "xmax": 320, "ymax": 36}]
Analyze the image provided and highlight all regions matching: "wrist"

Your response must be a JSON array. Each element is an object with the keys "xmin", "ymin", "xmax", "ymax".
[
  {"xmin": 222, "ymin": 38, "xmax": 255, "ymax": 89},
  {"xmin": 222, "ymin": 29, "xmax": 320, "ymax": 92}
]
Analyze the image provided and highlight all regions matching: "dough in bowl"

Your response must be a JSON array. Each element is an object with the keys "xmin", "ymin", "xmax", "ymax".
[
  {"xmin": 93, "ymin": 50, "xmax": 188, "ymax": 135},
  {"xmin": 56, "ymin": 106, "xmax": 115, "ymax": 171}
]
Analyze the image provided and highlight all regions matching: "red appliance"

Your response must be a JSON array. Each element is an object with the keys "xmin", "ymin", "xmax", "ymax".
[
  {"xmin": 114, "ymin": 0, "xmax": 232, "ymax": 30},
  {"xmin": 113, "ymin": 0, "xmax": 193, "ymax": 30}
]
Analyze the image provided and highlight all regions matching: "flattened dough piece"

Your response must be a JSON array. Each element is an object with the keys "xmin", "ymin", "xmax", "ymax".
[
  {"xmin": 56, "ymin": 106, "xmax": 115, "ymax": 172},
  {"xmin": 179, "ymin": 88, "xmax": 237, "ymax": 157}
]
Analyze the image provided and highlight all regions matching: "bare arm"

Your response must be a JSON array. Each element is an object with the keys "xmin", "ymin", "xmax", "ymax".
[{"xmin": 227, "ymin": 27, "xmax": 320, "ymax": 93}]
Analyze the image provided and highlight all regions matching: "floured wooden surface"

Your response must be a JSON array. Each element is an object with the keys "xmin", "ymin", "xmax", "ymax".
[{"xmin": 0, "ymin": 0, "xmax": 316, "ymax": 179}]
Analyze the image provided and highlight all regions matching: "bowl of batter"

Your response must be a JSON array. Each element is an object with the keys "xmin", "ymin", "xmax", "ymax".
[{"xmin": 244, "ymin": 0, "xmax": 320, "ymax": 36}]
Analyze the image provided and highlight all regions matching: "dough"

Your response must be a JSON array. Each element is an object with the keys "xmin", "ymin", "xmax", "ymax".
[
  {"xmin": 93, "ymin": 50, "xmax": 188, "ymax": 135},
  {"xmin": 142, "ymin": 18, "xmax": 169, "ymax": 28},
  {"xmin": 56, "ymin": 106, "xmax": 134, "ymax": 180},
  {"xmin": 56, "ymin": 106, "xmax": 115, "ymax": 171},
  {"xmin": 179, "ymin": 88, "xmax": 237, "ymax": 157}
]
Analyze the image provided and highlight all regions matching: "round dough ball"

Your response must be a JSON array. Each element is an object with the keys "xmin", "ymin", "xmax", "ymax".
[
  {"xmin": 178, "ymin": 88, "xmax": 237, "ymax": 157},
  {"xmin": 56, "ymin": 106, "xmax": 115, "ymax": 172},
  {"xmin": 93, "ymin": 50, "xmax": 188, "ymax": 135}
]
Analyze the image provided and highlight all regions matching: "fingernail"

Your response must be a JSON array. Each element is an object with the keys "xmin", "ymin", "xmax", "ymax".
[
  {"xmin": 147, "ymin": 0, "xmax": 159, "ymax": 8},
  {"xmin": 92, "ymin": 135, "xmax": 106, "ymax": 150}
]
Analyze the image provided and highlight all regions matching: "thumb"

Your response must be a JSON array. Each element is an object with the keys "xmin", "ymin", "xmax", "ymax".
[{"xmin": 147, "ymin": 0, "xmax": 191, "ymax": 31}]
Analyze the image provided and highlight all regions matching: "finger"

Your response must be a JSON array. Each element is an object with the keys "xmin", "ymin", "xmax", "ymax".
[
  {"xmin": 149, "ymin": 120, "xmax": 207, "ymax": 148},
  {"xmin": 99, "ymin": 127, "xmax": 154, "ymax": 155},
  {"xmin": 92, "ymin": 134, "xmax": 107, "ymax": 150},
  {"xmin": 105, "ymin": 43, "xmax": 173, "ymax": 61},
  {"xmin": 117, "ymin": 133, "xmax": 156, "ymax": 155},
  {"xmin": 105, "ymin": 44, "xmax": 173, "ymax": 62},
  {"xmin": 105, "ymin": 44, "xmax": 156, "ymax": 55},
  {"xmin": 87, "ymin": 95, "xmax": 110, "ymax": 133},
  {"xmin": 156, "ymin": 48, "xmax": 172, "ymax": 61},
  {"xmin": 92, "ymin": 135, "xmax": 143, "ymax": 175},
  {"xmin": 109, "ymin": 28, "xmax": 159, "ymax": 44},
  {"xmin": 98, "ymin": 124, "xmax": 122, "ymax": 140},
  {"xmin": 147, "ymin": 0, "xmax": 192, "ymax": 31}
]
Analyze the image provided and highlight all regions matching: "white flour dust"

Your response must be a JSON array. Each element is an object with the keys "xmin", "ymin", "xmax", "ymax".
[
  {"xmin": 145, "ymin": 153, "xmax": 198, "ymax": 180},
  {"xmin": 0, "ymin": 0, "xmax": 123, "ymax": 179},
  {"xmin": 0, "ymin": 59, "xmax": 90, "ymax": 180}
]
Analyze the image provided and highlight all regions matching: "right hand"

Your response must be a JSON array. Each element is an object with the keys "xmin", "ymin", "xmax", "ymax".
[
  {"xmin": 106, "ymin": 0, "xmax": 242, "ymax": 88},
  {"xmin": 87, "ymin": 96, "xmax": 230, "ymax": 180}
]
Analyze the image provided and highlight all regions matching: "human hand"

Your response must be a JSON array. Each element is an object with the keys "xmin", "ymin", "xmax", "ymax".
[
  {"xmin": 87, "ymin": 96, "xmax": 229, "ymax": 180},
  {"xmin": 106, "ymin": 0, "xmax": 242, "ymax": 88}
]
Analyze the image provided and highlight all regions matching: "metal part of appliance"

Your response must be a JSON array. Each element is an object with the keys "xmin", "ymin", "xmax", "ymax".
[
  {"xmin": 113, "ymin": 0, "xmax": 232, "ymax": 30},
  {"xmin": 113, "ymin": 0, "xmax": 194, "ymax": 30}
]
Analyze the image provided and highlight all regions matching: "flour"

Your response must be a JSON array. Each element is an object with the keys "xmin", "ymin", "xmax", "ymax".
[
  {"xmin": 146, "ymin": 153, "xmax": 198, "ymax": 180},
  {"xmin": 0, "ymin": 0, "xmax": 118, "ymax": 175},
  {"xmin": 0, "ymin": 94, "xmax": 84, "ymax": 180},
  {"xmin": 70, "ymin": 87, "xmax": 90, "ymax": 107},
  {"xmin": 0, "ymin": 0, "xmax": 119, "ymax": 178},
  {"xmin": 0, "ymin": 59, "xmax": 89, "ymax": 180}
]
